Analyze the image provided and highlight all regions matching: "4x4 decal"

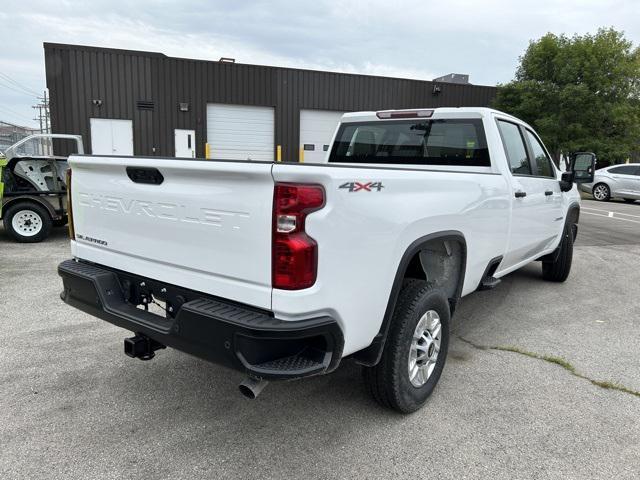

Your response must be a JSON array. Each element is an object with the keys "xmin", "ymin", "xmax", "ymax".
[{"xmin": 339, "ymin": 182, "xmax": 384, "ymax": 192}]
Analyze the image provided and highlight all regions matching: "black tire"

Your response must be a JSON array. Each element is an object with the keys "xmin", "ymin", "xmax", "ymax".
[
  {"xmin": 592, "ymin": 183, "xmax": 610, "ymax": 201},
  {"xmin": 2, "ymin": 202, "xmax": 52, "ymax": 243},
  {"xmin": 623, "ymin": 199, "xmax": 636, "ymax": 204},
  {"xmin": 542, "ymin": 225, "xmax": 574, "ymax": 282},
  {"xmin": 362, "ymin": 280, "xmax": 450, "ymax": 413}
]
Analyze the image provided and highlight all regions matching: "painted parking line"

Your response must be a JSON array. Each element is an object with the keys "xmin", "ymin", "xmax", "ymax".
[
  {"xmin": 582, "ymin": 211, "xmax": 640, "ymax": 224},
  {"xmin": 582, "ymin": 206, "xmax": 640, "ymax": 219}
]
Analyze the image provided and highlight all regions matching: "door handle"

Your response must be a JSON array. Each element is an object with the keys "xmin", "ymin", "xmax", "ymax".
[
  {"xmin": 514, "ymin": 191, "xmax": 527, "ymax": 198},
  {"xmin": 545, "ymin": 190, "xmax": 553, "ymax": 196}
]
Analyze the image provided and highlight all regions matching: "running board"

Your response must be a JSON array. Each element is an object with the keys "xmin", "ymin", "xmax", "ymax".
[
  {"xmin": 478, "ymin": 276, "xmax": 501, "ymax": 290},
  {"xmin": 477, "ymin": 256, "xmax": 503, "ymax": 291}
]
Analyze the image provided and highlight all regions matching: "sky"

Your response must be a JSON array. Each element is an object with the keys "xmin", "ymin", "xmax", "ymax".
[{"xmin": 1, "ymin": 0, "xmax": 639, "ymax": 128}]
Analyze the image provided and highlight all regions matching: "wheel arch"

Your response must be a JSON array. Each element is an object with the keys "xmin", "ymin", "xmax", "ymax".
[
  {"xmin": 353, "ymin": 230, "xmax": 467, "ymax": 367},
  {"xmin": 1, "ymin": 196, "xmax": 56, "ymax": 220},
  {"xmin": 567, "ymin": 202, "xmax": 580, "ymax": 240}
]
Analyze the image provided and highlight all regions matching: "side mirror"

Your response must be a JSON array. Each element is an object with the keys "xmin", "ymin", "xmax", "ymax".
[
  {"xmin": 560, "ymin": 152, "xmax": 597, "ymax": 192},
  {"xmin": 570, "ymin": 152, "xmax": 596, "ymax": 184}
]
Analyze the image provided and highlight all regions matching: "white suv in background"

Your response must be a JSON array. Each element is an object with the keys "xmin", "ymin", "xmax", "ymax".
[{"xmin": 581, "ymin": 163, "xmax": 640, "ymax": 202}]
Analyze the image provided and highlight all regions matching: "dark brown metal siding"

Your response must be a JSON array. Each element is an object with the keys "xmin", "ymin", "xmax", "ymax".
[{"xmin": 44, "ymin": 43, "xmax": 497, "ymax": 160}]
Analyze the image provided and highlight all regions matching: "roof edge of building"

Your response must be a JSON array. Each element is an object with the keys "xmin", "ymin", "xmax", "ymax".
[{"xmin": 43, "ymin": 42, "xmax": 496, "ymax": 89}]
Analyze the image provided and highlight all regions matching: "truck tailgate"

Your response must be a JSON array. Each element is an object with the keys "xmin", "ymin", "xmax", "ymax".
[{"xmin": 68, "ymin": 156, "xmax": 274, "ymax": 309}]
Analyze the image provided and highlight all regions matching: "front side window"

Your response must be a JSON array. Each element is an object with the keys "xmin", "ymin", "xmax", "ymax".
[
  {"xmin": 328, "ymin": 119, "xmax": 490, "ymax": 167},
  {"xmin": 497, "ymin": 120, "xmax": 531, "ymax": 175},
  {"xmin": 525, "ymin": 130, "xmax": 555, "ymax": 177}
]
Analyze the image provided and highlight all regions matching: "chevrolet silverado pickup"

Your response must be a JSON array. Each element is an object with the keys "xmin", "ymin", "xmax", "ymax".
[{"xmin": 58, "ymin": 108, "xmax": 595, "ymax": 413}]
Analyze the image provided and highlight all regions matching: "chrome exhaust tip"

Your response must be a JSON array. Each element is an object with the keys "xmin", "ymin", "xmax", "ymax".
[{"xmin": 239, "ymin": 376, "xmax": 269, "ymax": 399}]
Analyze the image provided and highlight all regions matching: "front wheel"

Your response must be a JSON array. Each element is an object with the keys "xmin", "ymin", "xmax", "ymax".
[
  {"xmin": 542, "ymin": 225, "xmax": 574, "ymax": 282},
  {"xmin": 3, "ymin": 202, "xmax": 52, "ymax": 243},
  {"xmin": 592, "ymin": 183, "xmax": 610, "ymax": 201},
  {"xmin": 362, "ymin": 281, "xmax": 450, "ymax": 413}
]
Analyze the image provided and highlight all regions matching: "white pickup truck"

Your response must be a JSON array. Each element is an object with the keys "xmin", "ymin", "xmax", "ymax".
[{"xmin": 58, "ymin": 108, "xmax": 595, "ymax": 412}]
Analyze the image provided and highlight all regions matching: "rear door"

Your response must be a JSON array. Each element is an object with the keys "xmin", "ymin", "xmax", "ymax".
[
  {"xmin": 608, "ymin": 165, "xmax": 639, "ymax": 197},
  {"xmin": 69, "ymin": 156, "xmax": 274, "ymax": 309},
  {"xmin": 630, "ymin": 166, "xmax": 640, "ymax": 197}
]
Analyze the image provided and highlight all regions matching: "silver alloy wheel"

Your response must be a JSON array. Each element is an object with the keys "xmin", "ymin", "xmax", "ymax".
[
  {"xmin": 11, "ymin": 209, "xmax": 43, "ymax": 237},
  {"xmin": 408, "ymin": 309, "xmax": 442, "ymax": 387},
  {"xmin": 593, "ymin": 184, "xmax": 609, "ymax": 201}
]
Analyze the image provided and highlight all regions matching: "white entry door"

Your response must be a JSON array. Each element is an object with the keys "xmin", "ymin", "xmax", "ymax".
[
  {"xmin": 300, "ymin": 109, "xmax": 345, "ymax": 163},
  {"xmin": 90, "ymin": 118, "xmax": 134, "ymax": 156},
  {"xmin": 175, "ymin": 129, "xmax": 196, "ymax": 158},
  {"xmin": 207, "ymin": 104, "xmax": 274, "ymax": 161}
]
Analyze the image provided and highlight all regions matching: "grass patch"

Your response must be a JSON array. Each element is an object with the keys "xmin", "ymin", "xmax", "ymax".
[
  {"xmin": 457, "ymin": 336, "xmax": 640, "ymax": 399},
  {"xmin": 590, "ymin": 380, "xmax": 640, "ymax": 398},
  {"xmin": 494, "ymin": 346, "xmax": 577, "ymax": 374}
]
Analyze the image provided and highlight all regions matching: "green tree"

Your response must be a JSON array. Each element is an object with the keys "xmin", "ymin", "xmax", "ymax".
[{"xmin": 493, "ymin": 28, "xmax": 640, "ymax": 166}]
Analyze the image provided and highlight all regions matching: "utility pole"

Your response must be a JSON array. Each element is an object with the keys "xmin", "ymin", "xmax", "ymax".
[
  {"xmin": 31, "ymin": 90, "xmax": 50, "ymax": 154},
  {"xmin": 43, "ymin": 90, "xmax": 50, "ymax": 133}
]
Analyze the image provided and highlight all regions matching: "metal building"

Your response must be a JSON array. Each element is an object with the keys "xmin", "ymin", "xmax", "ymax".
[{"xmin": 44, "ymin": 43, "xmax": 497, "ymax": 161}]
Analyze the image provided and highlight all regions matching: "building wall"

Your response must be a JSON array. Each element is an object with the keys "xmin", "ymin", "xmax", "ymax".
[{"xmin": 44, "ymin": 43, "xmax": 497, "ymax": 160}]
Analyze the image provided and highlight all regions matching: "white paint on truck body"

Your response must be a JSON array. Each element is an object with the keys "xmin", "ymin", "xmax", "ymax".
[{"xmin": 69, "ymin": 107, "xmax": 580, "ymax": 357}]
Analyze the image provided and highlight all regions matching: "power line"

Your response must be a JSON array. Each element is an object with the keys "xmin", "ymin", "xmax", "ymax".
[
  {"xmin": 0, "ymin": 104, "xmax": 35, "ymax": 123},
  {"xmin": 0, "ymin": 79, "xmax": 39, "ymax": 98},
  {"xmin": 0, "ymin": 72, "xmax": 41, "ymax": 96}
]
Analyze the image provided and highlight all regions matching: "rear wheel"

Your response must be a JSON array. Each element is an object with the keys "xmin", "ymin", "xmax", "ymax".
[
  {"xmin": 592, "ymin": 183, "xmax": 610, "ymax": 201},
  {"xmin": 3, "ymin": 202, "xmax": 52, "ymax": 243},
  {"xmin": 362, "ymin": 280, "xmax": 450, "ymax": 413},
  {"xmin": 542, "ymin": 225, "xmax": 574, "ymax": 282}
]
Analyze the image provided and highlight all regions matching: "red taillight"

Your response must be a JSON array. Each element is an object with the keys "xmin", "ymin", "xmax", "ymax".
[{"xmin": 272, "ymin": 183, "xmax": 325, "ymax": 290}]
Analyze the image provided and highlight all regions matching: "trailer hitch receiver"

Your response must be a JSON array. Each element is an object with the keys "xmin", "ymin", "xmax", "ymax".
[{"xmin": 124, "ymin": 334, "xmax": 166, "ymax": 360}]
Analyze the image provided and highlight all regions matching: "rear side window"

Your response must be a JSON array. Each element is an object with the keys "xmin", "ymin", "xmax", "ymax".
[
  {"xmin": 525, "ymin": 130, "xmax": 555, "ymax": 177},
  {"xmin": 328, "ymin": 119, "xmax": 490, "ymax": 167},
  {"xmin": 497, "ymin": 120, "xmax": 532, "ymax": 175},
  {"xmin": 609, "ymin": 165, "xmax": 639, "ymax": 175}
]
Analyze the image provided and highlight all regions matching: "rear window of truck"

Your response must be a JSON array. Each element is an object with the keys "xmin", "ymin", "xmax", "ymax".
[{"xmin": 328, "ymin": 119, "xmax": 490, "ymax": 167}]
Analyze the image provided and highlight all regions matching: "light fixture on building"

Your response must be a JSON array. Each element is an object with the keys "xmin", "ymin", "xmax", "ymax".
[
  {"xmin": 92, "ymin": 99, "xmax": 103, "ymax": 106},
  {"xmin": 432, "ymin": 85, "xmax": 441, "ymax": 96},
  {"xmin": 179, "ymin": 102, "xmax": 189, "ymax": 112},
  {"xmin": 219, "ymin": 57, "xmax": 236, "ymax": 63}
]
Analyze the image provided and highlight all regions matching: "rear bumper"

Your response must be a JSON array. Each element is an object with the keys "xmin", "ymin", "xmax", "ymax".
[{"xmin": 58, "ymin": 259, "xmax": 343, "ymax": 379}]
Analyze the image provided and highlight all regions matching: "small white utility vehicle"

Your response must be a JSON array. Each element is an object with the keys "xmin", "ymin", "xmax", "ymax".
[
  {"xmin": 58, "ymin": 108, "xmax": 594, "ymax": 412},
  {"xmin": 1, "ymin": 134, "xmax": 83, "ymax": 242}
]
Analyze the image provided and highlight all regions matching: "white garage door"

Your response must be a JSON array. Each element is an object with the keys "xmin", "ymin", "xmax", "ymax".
[
  {"xmin": 207, "ymin": 104, "xmax": 274, "ymax": 161},
  {"xmin": 300, "ymin": 109, "xmax": 345, "ymax": 163},
  {"xmin": 90, "ymin": 118, "xmax": 134, "ymax": 156}
]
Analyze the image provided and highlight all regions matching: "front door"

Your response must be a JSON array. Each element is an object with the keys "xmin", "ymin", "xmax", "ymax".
[
  {"xmin": 496, "ymin": 119, "xmax": 562, "ymax": 269},
  {"xmin": 175, "ymin": 129, "xmax": 196, "ymax": 158},
  {"xmin": 522, "ymin": 128, "xmax": 564, "ymax": 240}
]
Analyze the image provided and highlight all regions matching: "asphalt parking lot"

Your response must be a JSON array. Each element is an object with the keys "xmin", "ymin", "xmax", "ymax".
[{"xmin": 1, "ymin": 198, "xmax": 638, "ymax": 480}]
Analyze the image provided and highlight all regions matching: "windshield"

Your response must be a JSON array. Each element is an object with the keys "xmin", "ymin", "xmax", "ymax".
[{"xmin": 328, "ymin": 118, "xmax": 490, "ymax": 167}]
